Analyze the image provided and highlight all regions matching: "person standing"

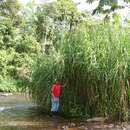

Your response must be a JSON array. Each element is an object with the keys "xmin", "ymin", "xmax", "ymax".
[{"xmin": 50, "ymin": 80, "xmax": 67, "ymax": 116}]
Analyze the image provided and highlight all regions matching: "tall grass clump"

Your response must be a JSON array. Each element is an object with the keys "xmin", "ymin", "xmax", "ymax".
[
  {"xmin": 61, "ymin": 23, "xmax": 130, "ymax": 120},
  {"xmin": 29, "ymin": 53, "xmax": 64, "ymax": 110},
  {"xmin": 30, "ymin": 22, "xmax": 130, "ymax": 121}
]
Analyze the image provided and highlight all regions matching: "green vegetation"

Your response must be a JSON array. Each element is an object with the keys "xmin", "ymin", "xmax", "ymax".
[
  {"xmin": 30, "ymin": 21, "xmax": 130, "ymax": 121},
  {"xmin": 86, "ymin": 0, "xmax": 130, "ymax": 15},
  {"xmin": 0, "ymin": 0, "xmax": 41, "ymax": 91},
  {"xmin": 0, "ymin": 0, "xmax": 130, "ymax": 121}
]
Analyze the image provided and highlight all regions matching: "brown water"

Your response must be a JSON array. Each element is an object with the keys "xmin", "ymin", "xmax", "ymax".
[{"xmin": 0, "ymin": 93, "xmax": 129, "ymax": 130}]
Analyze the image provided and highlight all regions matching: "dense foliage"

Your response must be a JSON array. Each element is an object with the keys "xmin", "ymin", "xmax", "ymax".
[
  {"xmin": 1, "ymin": 0, "xmax": 130, "ymax": 121},
  {"xmin": 87, "ymin": 0, "xmax": 130, "ymax": 15},
  {"xmin": 35, "ymin": 0, "xmax": 83, "ymax": 51},
  {"xmin": 30, "ymin": 21, "xmax": 130, "ymax": 120},
  {"xmin": 0, "ymin": 1, "xmax": 41, "ymax": 91}
]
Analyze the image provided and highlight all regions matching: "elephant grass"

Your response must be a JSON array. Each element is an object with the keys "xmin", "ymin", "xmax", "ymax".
[{"xmin": 29, "ymin": 23, "xmax": 130, "ymax": 121}]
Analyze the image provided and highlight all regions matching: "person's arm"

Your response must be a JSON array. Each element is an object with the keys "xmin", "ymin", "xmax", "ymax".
[{"xmin": 62, "ymin": 80, "xmax": 68, "ymax": 88}]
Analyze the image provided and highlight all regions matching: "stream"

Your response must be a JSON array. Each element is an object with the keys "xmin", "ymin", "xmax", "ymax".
[{"xmin": 0, "ymin": 93, "xmax": 130, "ymax": 130}]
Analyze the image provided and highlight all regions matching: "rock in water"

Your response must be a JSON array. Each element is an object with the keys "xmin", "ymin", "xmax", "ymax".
[
  {"xmin": 0, "ymin": 93, "xmax": 13, "ymax": 96},
  {"xmin": 86, "ymin": 117, "xmax": 105, "ymax": 122}
]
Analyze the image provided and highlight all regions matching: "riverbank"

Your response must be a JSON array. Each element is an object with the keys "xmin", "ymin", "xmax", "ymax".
[{"xmin": 0, "ymin": 93, "xmax": 130, "ymax": 130}]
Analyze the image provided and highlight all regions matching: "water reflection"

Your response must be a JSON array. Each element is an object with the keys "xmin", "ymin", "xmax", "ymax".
[{"xmin": 0, "ymin": 93, "xmax": 68, "ymax": 130}]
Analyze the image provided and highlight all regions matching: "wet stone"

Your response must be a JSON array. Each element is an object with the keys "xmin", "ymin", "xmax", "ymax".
[
  {"xmin": 70, "ymin": 123, "xmax": 76, "ymax": 127},
  {"xmin": 62, "ymin": 125, "xmax": 69, "ymax": 130},
  {"xmin": 86, "ymin": 117, "xmax": 105, "ymax": 123},
  {"xmin": 78, "ymin": 125, "xmax": 85, "ymax": 129}
]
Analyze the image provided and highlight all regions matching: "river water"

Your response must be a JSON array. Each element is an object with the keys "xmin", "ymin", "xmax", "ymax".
[{"xmin": 0, "ymin": 93, "xmax": 129, "ymax": 130}]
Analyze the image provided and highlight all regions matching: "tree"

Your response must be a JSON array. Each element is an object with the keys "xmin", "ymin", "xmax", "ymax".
[
  {"xmin": 0, "ymin": 3, "xmax": 41, "ymax": 92},
  {"xmin": 86, "ymin": 0, "xmax": 130, "ymax": 15},
  {"xmin": 18, "ymin": 0, "xmax": 37, "ymax": 36},
  {"xmin": 34, "ymin": 0, "xmax": 83, "ymax": 51},
  {"xmin": 0, "ymin": 0, "xmax": 22, "ymax": 25}
]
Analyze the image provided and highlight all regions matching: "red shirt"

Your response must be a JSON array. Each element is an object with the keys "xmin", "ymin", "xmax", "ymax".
[{"xmin": 51, "ymin": 83, "xmax": 62, "ymax": 97}]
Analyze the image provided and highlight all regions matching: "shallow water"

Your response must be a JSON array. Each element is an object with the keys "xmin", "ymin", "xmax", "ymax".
[
  {"xmin": 0, "ymin": 93, "xmax": 129, "ymax": 130},
  {"xmin": 0, "ymin": 93, "xmax": 71, "ymax": 130}
]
